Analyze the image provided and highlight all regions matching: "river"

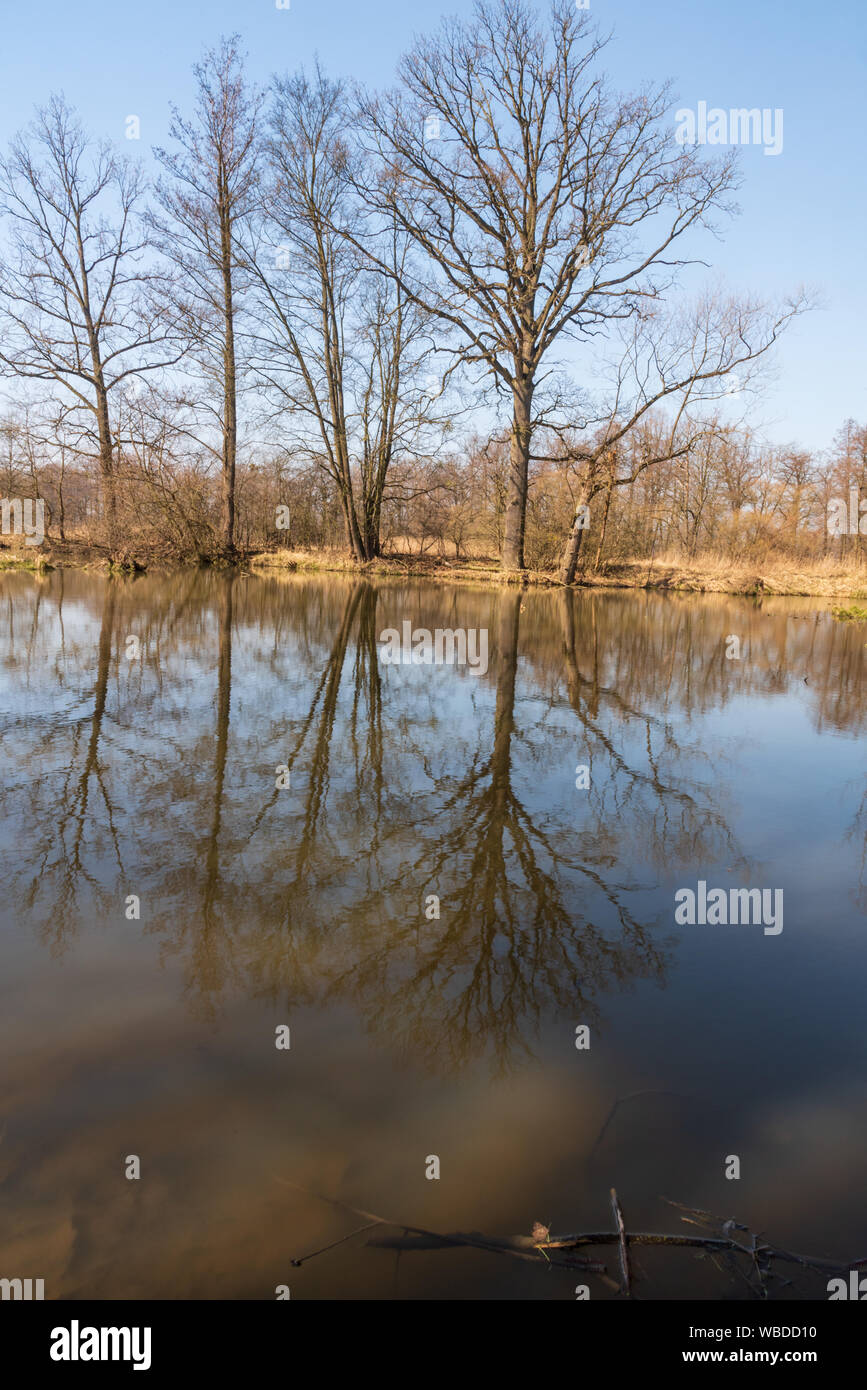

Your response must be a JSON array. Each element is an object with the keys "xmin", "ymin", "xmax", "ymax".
[{"xmin": 1, "ymin": 569, "xmax": 865, "ymax": 1299}]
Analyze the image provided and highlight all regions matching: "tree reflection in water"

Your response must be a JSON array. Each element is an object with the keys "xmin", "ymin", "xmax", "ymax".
[{"xmin": 1, "ymin": 571, "xmax": 864, "ymax": 1072}]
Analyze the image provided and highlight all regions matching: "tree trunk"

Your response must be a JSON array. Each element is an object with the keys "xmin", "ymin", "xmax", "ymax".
[
  {"xmin": 221, "ymin": 306, "xmax": 237, "ymax": 556},
  {"xmin": 220, "ymin": 192, "xmax": 237, "ymax": 559},
  {"xmin": 57, "ymin": 456, "xmax": 66, "ymax": 541},
  {"xmin": 362, "ymin": 467, "xmax": 386, "ymax": 560},
  {"xmin": 95, "ymin": 386, "xmax": 118, "ymax": 557},
  {"xmin": 339, "ymin": 484, "xmax": 367, "ymax": 562},
  {"xmin": 502, "ymin": 377, "xmax": 533, "ymax": 571},
  {"xmin": 594, "ymin": 481, "xmax": 614, "ymax": 571},
  {"xmin": 558, "ymin": 491, "xmax": 592, "ymax": 585}
]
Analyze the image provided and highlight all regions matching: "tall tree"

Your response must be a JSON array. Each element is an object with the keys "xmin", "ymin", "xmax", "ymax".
[
  {"xmin": 0, "ymin": 96, "xmax": 178, "ymax": 557},
  {"xmin": 353, "ymin": 224, "xmax": 445, "ymax": 558},
  {"xmin": 249, "ymin": 66, "xmax": 447, "ymax": 562},
  {"xmin": 153, "ymin": 36, "xmax": 263, "ymax": 557},
  {"xmin": 353, "ymin": 0, "xmax": 765, "ymax": 571}
]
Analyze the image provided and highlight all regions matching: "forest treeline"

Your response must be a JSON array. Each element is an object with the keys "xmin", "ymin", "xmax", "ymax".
[
  {"xmin": 0, "ymin": 0, "xmax": 862, "ymax": 576},
  {"xmin": 3, "ymin": 411, "xmax": 865, "ymax": 574}
]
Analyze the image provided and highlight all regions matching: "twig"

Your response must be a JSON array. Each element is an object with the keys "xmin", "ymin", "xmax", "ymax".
[
  {"xmin": 586, "ymin": 1091, "xmax": 690, "ymax": 1164},
  {"xmin": 274, "ymin": 1177, "xmax": 605, "ymax": 1273},
  {"xmin": 663, "ymin": 1199, "xmax": 860, "ymax": 1275},
  {"xmin": 290, "ymin": 1222, "xmax": 384, "ymax": 1267},
  {"xmin": 610, "ymin": 1188, "xmax": 631, "ymax": 1296}
]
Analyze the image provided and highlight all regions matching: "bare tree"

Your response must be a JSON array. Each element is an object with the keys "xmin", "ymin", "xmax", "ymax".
[
  {"xmin": 249, "ymin": 66, "xmax": 448, "ymax": 562},
  {"xmin": 553, "ymin": 290, "xmax": 808, "ymax": 582},
  {"xmin": 353, "ymin": 228, "xmax": 449, "ymax": 558},
  {"xmin": 250, "ymin": 67, "xmax": 363, "ymax": 559},
  {"xmin": 0, "ymin": 96, "xmax": 179, "ymax": 556},
  {"xmin": 353, "ymin": 0, "xmax": 755, "ymax": 571},
  {"xmin": 152, "ymin": 36, "xmax": 263, "ymax": 557}
]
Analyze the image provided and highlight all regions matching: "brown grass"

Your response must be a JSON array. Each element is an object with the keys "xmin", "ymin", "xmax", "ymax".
[
  {"xmin": 249, "ymin": 546, "xmax": 867, "ymax": 598},
  {"xmin": 3, "ymin": 533, "xmax": 865, "ymax": 598},
  {"xmin": 247, "ymin": 546, "xmax": 559, "ymax": 587},
  {"xmin": 583, "ymin": 553, "xmax": 867, "ymax": 598}
]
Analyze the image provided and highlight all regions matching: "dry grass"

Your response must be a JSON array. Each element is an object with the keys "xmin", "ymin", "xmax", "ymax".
[
  {"xmin": 249, "ymin": 546, "xmax": 867, "ymax": 598},
  {"xmin": 0, "ymin": 534, "xmax": 106, "ymax": 570},
  {"xmin": 248, "ymin": 545, "xmax": 558, "ymax": 587},
  {"xmin": 0, "ymin": 544, "xmax": 54, "ymax": 573},
  {"xmin": 2, "ymin": 533, "xmax": 865, "ymax": 598},
  {"xmin": 584, "ymin": 553, "xmax": 867, "ymax": 598}
]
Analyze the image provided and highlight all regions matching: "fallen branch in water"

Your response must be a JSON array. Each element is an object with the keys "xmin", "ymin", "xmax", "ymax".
[
  {"xmin": 276, "ymin": 1177, "xmax": 865, "ymax": 1297},
  {"xmin": 275, "ymin": 1177, "xmax": 606, "ymax": 1273}
]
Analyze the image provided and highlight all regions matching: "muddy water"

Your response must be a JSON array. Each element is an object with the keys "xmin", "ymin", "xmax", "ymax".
[{"xmin": 0, "ymin": 569, "xmax": 865, "ymax": 1299}]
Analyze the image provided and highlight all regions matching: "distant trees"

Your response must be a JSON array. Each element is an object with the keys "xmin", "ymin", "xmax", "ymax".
[
  {"xmin": 827, "ymin": 420, "xmax": 867, "ymax": 564},
  {"xmin": 1, "ymin": 384, "xmax": 864, "ymax": 571},
  {"xmin": 555, "ymin": 288, "xmax": 809, "ymax": 582}
]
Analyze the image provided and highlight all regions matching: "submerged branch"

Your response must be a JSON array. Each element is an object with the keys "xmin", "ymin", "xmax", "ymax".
[{"xmin": 277, "ymin": 1177, "xmax": 863, "ymax": 1297}]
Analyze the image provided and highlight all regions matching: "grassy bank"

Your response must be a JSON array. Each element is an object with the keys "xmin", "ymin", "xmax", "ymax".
[
  {"xmin": 248, "ymin": 547, "xmax": 867, "ymax": 599},
  {"xmin": 2, "ymin": 536, "xmax": 866, "ymax": 599}
]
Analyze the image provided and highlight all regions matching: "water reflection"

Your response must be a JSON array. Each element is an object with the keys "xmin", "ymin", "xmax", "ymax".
[
  {"xmin": 2, "ymin": 570, "xmax": 864, "ymax": 1071},
  {"xmin": 2, "ymin": 569, "xmax": 867, "ymax": 1300}
]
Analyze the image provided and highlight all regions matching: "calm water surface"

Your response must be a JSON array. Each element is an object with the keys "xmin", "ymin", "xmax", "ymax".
[{"xmin": 1, "ymin": 570, "xmax": 865, "ymax": 1299}]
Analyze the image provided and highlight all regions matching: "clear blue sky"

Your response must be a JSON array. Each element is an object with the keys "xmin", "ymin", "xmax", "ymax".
[{"xmin": 1, "ymin": 0, "xmax": 864, "ymax": 450}]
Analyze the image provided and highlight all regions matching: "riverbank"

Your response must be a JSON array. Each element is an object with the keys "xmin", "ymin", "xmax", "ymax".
[
  {"xmin": 2, "ymin": 537, "xmax": 866, "ymax": 598},
  {"xmin": 250, "ymin": 548, "xmax": 867, "ymax": 598}
]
